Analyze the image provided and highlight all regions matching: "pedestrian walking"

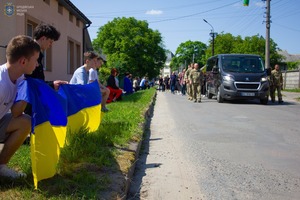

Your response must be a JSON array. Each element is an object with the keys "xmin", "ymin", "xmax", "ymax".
[
  {"xmin": 184, "ymin": 64, "xmax": 194, "ymax": 100},
  {"xmin": 189, "ymin": 63, "xmax": 204, "ymax": 103}
]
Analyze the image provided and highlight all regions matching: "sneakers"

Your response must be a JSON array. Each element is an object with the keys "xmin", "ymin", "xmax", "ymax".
[
  {"xmin": 0, "ymin": 165, "xmax": 27, "ymax": 179},
  {"xmin": 101, "ymin": 107, "xmax": 109, "ymax": 112}
]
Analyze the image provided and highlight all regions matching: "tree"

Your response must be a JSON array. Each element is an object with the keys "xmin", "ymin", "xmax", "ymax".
[
  {"xmin": 208, "ymin": 32, "xmax": 242, "ymax": 57},
  {"xmin": 93, "ymin": 17, "xmax": 166, "ymax": 79},
  {"xmin": 170, "ymin": 40, "xmax": 207, "ymax": 71},
  {"xmin": 204, "ymin": 33, "xmax": 284, "ymax": 67},
  {"xmin": 286, "ymin": 61, "xmax": 300, "ymax": 70}
]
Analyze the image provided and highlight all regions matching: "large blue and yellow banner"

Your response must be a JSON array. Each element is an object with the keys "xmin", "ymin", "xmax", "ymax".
[
  {"xmin": 58, "ymin": 81, "xmax": 102, "ymax": 133},
  {"xmin": 16, "ymin": 78, "xmax": 102, "ymax": 189}
]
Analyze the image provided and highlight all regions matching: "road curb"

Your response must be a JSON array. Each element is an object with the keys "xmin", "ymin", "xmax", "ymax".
[{"xmin": 122, "ymin": 92, "xmax": 156, "ymax": 199}]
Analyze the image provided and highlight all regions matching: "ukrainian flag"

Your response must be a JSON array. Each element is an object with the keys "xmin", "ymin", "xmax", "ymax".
[
  {"xmin": 16, "ymin": 78, "xmax": 67, "ymax": 189},
  {"xmin": 16, "ymin": 79, "xmax": 102, "ymax": 189},
  {"xmin": 58, "ymin": 81, "xmax": 102, "ymax": 134}
]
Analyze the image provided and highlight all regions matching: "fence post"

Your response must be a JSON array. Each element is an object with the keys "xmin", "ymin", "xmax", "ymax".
[
  {"xmin": 298, "ymin": 67, "xmax": 300, "ymax": 88},
  {"xmin": 284, "ymin": 70, "xmax": 287, "ymax": 89}
]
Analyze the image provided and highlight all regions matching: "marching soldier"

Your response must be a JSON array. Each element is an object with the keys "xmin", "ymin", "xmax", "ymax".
[
  {"xmin": 184, "ymin": 64, "xmax": 194, "ymax": 100},
  {"xmin": 270, "ymin": 64, "xmax": 283, "ymax": 103},
  {"xmin": 189, "ymin": 63, "xmax": 204, "ymax": 103}
]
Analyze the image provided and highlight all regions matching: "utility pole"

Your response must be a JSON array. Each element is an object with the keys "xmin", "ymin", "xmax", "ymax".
[
  {"xmin": 203, "ymin": 19, "xmax": 217, "ymax": 56},
  {"xmin": 211, "ymin": 32, "xmax": 215, "ymax": 56},
  {"xmin": 264, "ymin": 0, "xmax": 271, "ymax": 69}
]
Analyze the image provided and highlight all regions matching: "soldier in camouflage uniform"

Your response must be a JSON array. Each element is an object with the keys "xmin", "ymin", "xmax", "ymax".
[
  {"xmin": 270, "ymin": 64, "xmax": 283, "ymax": 103},
  {"xmin": 189, "ymin": 63, "xmax": 204, "ymax": 103},
  {"xmin": 184, "ymin": 64, "xmax": 194, "ymax": 100}
]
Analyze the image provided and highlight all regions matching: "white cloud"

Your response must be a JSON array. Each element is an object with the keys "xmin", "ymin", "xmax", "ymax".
[{"xmin": 145, "ymin": 9, "xmax": 163, "ymax": 15}]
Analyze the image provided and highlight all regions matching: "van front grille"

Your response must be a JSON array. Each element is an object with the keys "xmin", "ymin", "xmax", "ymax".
[{"xmin": 235, "ymin": 82, "xmax": 260, "ymax": 90}]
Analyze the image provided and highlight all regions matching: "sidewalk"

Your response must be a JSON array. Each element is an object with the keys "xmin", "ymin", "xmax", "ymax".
[{"xmin": 281, "ymin": 91, "xmax": 300, "ymax": 103}]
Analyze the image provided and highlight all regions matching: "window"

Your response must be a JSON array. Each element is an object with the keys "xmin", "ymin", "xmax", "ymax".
[
  {"xmin": 207, "ymin": 56, "xmax": 217, "ymax": 71},
  {"xmin": 68, "ymin": 40, "xmax": 74, "ymax": 74},
  {"xmin": 43, "ymin": 0, "xmax": 50, "ymax": 5},
  {"xmin": 58, "ymin": 3, "xmax": 63, "ymax": 15},
  {"xmin": 26, "ymin": 20, "xmax": 37, "ymax": 37},
  {"xmin": 76, "ymin": 18, "xmax": 80, "ymax": 27},
  {"xmin": 27, "ymin": 23, "xmax": 34, "ymax": 37},
  {"xmin": 26, "ymin": 18, "xmax": 53, "ymax": 72},
  {"xmin": 69, "ymin": 12, "xmax": 73, "ymax": 22},
  {"xmin": 76, "ymin": 44, "xmax": 81, "ymax": 69},
  {"xmin": 68, "ymin": 38, "xmax": 81, "ymax": 74}
]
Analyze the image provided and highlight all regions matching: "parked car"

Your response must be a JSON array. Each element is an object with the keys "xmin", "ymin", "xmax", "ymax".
[{"xmin": 205, "ymin": 54, "xmax": 270, "ymax": 104}]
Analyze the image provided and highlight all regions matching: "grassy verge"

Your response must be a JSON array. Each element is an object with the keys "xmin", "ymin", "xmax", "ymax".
[
  {"xmin": 0, "ymin": 88, "xmax": 156, "ymax": 199},
  {"xmin": 283, "ymin": 88, "xmax": 300, "ymax": 93},
  {"xmin": 283, "ymin": 88, "xmax": 300, "ymax": 101}
]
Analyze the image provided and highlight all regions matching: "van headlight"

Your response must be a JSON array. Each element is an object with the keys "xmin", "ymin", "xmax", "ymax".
[
  {"xmin": 223, "ymin": 75, "xmax": 234, "ymax": 81},
  {"xmin": 261, "ymin": 76, "xmax": 268, "ymax": 82}
]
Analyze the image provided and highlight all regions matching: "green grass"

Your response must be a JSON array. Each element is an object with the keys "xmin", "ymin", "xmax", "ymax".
[
  {"xmin": 283, "ymin": 88, "xmax": 300, "ymax": 93},
  {"xmin": 0, "ymin": 88, "xmax": 156, "ymax": 199}
]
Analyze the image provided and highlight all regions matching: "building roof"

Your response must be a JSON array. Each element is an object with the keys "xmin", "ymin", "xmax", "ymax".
[
  {"xmin": 166, "ymin": 51, "xmax": 174, "ymax": 62},
  {"xmin": 59, "ymin": 0, "xmax": 91, "ymax": 24},
  {"xmin": 278, "ymin": 50, "xmax": 300, "ymax": 62}
]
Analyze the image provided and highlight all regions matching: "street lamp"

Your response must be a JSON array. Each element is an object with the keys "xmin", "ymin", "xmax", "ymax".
[
  {"xmin": 192, "ymin": 45, "xmax": 198, "ymax": 63},
  {"xmin": 203, "ymin": 19, "xmax": 217, "ymax": 56}
]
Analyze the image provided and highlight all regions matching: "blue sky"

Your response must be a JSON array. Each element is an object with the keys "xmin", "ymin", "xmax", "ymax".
[{"xmin": 71, "ymin": 0, "xmax": 300, "ymax": 54}]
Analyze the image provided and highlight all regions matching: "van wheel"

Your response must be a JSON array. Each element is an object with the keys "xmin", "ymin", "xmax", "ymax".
[
  {"xmin": 217, "ymin": 86, "xmax": 224, "ymax": 103},
  {"xmin": 207, "ymin": 92, "xmax": 213, "ymax": 99},
  {"xmin": 206, "ymin": 89, "xmax": 213, "ymax": 99},
  {"xmin": 260, "ymin": 97, "xmax": 268, "ymax": 105}
]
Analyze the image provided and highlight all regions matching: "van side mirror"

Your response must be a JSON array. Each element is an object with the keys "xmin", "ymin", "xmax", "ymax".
[
  {"xmin": 266, "ymin": 68, "xmax": 271, "ymax": 76},
  {"xmin": 212, "ymin": 67, "xmax": 219, "ymax": 74}
]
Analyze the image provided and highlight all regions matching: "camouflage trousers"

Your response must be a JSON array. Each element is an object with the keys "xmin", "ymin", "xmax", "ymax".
[
  {"xmin": 187, "ymin": 83, "xmax": 193, "ymax": 99},
  {"xmin": 191, "ymin": 83, "xmax": 201, "ymax": 101},
  {"xmin": 270, "ymin": 85, "xmax": 282, "ymax": 102}
]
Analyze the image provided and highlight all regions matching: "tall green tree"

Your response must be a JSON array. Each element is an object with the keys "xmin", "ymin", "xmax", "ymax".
[
  {"xmin": 205, "ymin": 33, "xmax": 283, "ymax": 67},
  {"xmin": 93, "ymin": 17, "xmax": 166, "ymax": 79},
  {"xmin": 206, "ymin": 32, "xmax": 243, "ymax": 58},
  {"xmin": 170, "ymin": 40, "xmax": 207, "ymax": 71}
]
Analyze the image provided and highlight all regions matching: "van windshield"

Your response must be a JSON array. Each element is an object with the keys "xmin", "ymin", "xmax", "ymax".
[{"xmin": 221, "ymin": 56, "xmax": 264, "ymax": 73}]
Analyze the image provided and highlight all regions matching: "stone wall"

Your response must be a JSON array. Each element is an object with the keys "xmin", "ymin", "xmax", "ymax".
[{"xmin": 283, "ymin": 69, "xmax": 300, "ymax": 89}]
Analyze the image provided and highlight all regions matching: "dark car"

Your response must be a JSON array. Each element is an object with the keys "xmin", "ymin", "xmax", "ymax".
[{"xmin": 205, "ymin": 54, "xmax": 270, "ymax": 104}]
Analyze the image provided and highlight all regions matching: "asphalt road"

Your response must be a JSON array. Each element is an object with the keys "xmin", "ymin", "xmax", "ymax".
[{"xmin": 128, "ymin": 91, "xmax": 300, "ymax": 200}]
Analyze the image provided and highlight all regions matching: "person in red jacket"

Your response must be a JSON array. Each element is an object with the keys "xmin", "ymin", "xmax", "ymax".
[{"xmin": 106, "ymin": 68, "xmax": 123, "ymax": 103}]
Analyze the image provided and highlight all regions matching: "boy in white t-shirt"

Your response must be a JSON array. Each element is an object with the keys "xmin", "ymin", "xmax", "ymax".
[
  {"xmin": 0, "ymin": 35, "xmax": 40, "ymax": 179},
  {"xmin": 89, "ymin": 56, "xmax": 110, "ymax": 112}
]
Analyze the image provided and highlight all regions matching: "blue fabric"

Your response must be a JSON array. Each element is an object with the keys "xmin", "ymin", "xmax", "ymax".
[
  {"xmin": 16, "ymin": 78, "xmax": 67, "ymax": 129},
  {"xmin": 58, "ymin": 81, "xmax": 101, "ymax": 116}
]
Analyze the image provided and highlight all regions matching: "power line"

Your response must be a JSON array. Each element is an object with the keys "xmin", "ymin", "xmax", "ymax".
[
  {"xmin": 148, "ymin": 0, "xmax": 240, "ymax": 24},
  {"xmin": 273, "ymin": 22, "xmax": 300, "ymax": 32}
]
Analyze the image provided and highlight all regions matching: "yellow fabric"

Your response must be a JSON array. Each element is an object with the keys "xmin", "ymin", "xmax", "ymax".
[
  {"xmin": 67, "ymin": 104, "xmax": 102, "ymax": 134},
  {"xmin": 31, "ymin": 124, "xmax": 66, "ymax": 189}
]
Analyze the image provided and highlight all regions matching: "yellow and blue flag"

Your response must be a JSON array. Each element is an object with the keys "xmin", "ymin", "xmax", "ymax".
[
  {"xmin": 58, "ymin": 81, "xmax": 102, "ymax": 134},
  {"xmin": 16, "ymin": 78, "xmax": 67, "ymax": 189},
  {"xmin": 16, "ymin": 79, "xmax": 102, "ymax": 189}
]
